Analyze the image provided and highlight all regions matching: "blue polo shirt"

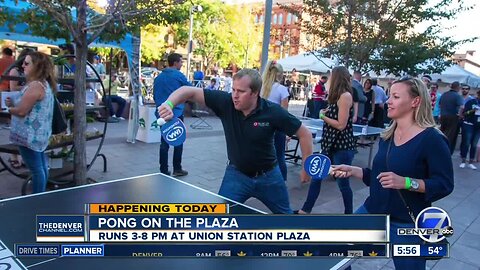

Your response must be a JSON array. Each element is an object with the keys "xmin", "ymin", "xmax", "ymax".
[
  {"xmin": 153, "ymin": 68, "xmax": 191, "ymax": 118},
  {"xmin": 439, "ymin": 90, "xmax": 463, "ymax": 116},
  {"xmin": 193, "ymin": 70, "xmax": 204, "ymax": 81}
]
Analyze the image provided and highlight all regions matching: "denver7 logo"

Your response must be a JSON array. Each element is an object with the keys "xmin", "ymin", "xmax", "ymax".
[{"xmin": 416, "ymin": 207, "xmax": 452, "ymax": 243}]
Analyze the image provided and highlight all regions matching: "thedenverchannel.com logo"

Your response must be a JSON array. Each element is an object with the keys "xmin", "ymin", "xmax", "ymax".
[{"xmin": 397, "ymin": 207, "xmax": 454, "ymax": 243}]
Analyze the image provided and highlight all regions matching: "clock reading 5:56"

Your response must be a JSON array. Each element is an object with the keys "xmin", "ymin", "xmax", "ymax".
[{"xmin": 393, "ymin": 245, "xmax": 420, "ymax": 256}]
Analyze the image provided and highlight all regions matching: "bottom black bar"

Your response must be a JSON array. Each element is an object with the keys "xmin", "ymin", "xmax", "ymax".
[{"xmin": 16, "ymin": 244, "xmax": 388, "ymax": 258}]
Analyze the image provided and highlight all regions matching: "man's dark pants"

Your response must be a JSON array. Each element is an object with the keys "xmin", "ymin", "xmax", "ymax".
[
  {"xmin": 159, "ymin": 115, "xmax": 184, "ymax": 174},
  {"xmin": 440, "ymin": 115, "xmax": 460, "ymax": 154}
]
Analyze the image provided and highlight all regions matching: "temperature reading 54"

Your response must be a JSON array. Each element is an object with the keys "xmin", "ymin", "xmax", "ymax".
[
  {"xmin": 420, "ymin": 243, "xmax": 448, "ymax": 258},
  {"xmin": 428, "ymin": 246, "xmax": 443, "ymax": 255}
]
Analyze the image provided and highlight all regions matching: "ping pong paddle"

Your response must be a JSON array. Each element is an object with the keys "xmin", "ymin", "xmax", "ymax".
[
  {"xmin": 304, "ymin": 154, "xmax": 331, "ymax": 180},
  {"xmin": 157, "ymin": 117, "xmax": 187, "ymax": 146}
]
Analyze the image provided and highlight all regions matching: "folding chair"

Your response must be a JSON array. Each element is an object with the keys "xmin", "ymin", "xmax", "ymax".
[
  {"xmin": 190, "ymin": 103, "xmax": 212, "ymax": 130},
  {"xmin": 194, "ymin": 80, "xmax": 206, "ymax": 88}
]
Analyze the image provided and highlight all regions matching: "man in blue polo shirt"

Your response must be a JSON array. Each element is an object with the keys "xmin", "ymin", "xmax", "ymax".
[
  {"xmin": 157, "ymin": 69, "xmax": 313, "ymax": 214},
  {"xmin": 154, "ymin": 53, "xmax": 191, "ymax": 177},
  {"xmin": 439, "ymin": 81, "xmax": 464, "ymax": 154},
  {"xmin": 192, "ymin": 66, "xmax": 204, "ymax": 87}
]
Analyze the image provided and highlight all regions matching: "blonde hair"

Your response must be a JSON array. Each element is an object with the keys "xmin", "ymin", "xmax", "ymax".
[
  {"xmin": 261, "ymin": 60, "xmax": 284, "ymax": 99},
  {"xmin": 327, "ymin": 66, "xmax": 352, "ymax": 104},
  {"xmin": 381, "ymin": 77, "xmax": 436, "ymax": 140}
]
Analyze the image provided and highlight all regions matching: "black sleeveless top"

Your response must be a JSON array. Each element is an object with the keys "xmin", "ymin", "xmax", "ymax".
[
  {"xmin": 363, "ymin": 90, "xmax": 374, "ymax": 118},
  {"xmin": 321, "ymin": 102, "xmax": 356, "ymax": 154}
]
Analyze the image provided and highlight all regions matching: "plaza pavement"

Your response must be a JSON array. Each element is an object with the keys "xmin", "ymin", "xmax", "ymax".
[{"xmin": 0, "ymin": 102, "xmax": 479, "ymax": 270}]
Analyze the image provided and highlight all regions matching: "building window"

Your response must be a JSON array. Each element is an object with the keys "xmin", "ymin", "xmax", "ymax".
[
  {"xmin": 273, "ymin": 14, "xmax": 277, "ymax": 25},
  {"xmin": 294, "ymin": 15, "xmax": 298, "ymax": 23},
  {"xmin": 254, "ymin": 15, "xmax": 258, "ymax": 23},
  {"xmin": 279, "ymin": 14, "xmax": 283, "ymax": 25},
  {"xmin": 260, "ymin": 15, "xmax": 264, "ymax": 23},
  {"xmin": 287, "ymin": 13, "xmax": 292, "ymax": 24}
]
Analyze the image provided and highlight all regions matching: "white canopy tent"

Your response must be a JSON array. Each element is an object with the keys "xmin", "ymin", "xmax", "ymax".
[
  {"xmin": 277, "ymin": 53, "xmax": 335, "ymax": 74},
  {"xmin": 278, "ymin": 53, "xmax": 480, "ymax": 88},
  {"xmin": 370, "ymin": 64, "xmax": 480, "ymax": 87},
  {"xmin": 430, "ymin": 65, "xmax": 480, "ymax": 88}
]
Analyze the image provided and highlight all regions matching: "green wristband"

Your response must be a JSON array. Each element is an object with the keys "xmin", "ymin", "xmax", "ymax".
[
  {"xmin": 405, "ymin": 177, "xmax": 412, "ymax": 190},
  {"xmin": 165, "ymin": 100, "xmax": 174, "ymax": 109},
  {"xmin": 319, "ymin": 113, "xmax": 325, "ymax": 119}
]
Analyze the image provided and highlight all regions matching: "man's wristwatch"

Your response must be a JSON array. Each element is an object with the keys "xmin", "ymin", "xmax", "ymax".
[{"xmin": 409, "ymin": 179, "xmax": 420, "ymax": 191}]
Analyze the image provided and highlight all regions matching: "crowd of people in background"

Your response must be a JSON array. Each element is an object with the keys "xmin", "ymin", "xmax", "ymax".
[
  {"xmin": 436, "ymin": 79, "xmax": 480, "ymax": 169},
  {"xmin": 178, "ymin": 60, "xmax": 480, "ymax": 173},
  {"xmin": 190, "ymin": 65, "xmax": 232, "ymax": 93}
]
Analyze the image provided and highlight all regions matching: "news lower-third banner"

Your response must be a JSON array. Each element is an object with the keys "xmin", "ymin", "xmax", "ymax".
[{"xmin": 36, "ymin": 214, "xmax": 388, "ymax": 243}]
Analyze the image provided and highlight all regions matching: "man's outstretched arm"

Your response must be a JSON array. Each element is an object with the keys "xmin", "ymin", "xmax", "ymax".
[{"xmin": 157, "ymin": 86, "xmax": 205, "ymax": 120}]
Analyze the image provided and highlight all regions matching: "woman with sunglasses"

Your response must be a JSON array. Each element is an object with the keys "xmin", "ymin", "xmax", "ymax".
[
  {"xmin": 5, "ymin": 51, "xmax": 56, "ymax": 193},
  {"xmin": 331, "ymin": 77, "xmax": 454, "ymax": 269},
  {"xmin": 4, "ymin": 49, "xmax": 34, "ymax": 169}
]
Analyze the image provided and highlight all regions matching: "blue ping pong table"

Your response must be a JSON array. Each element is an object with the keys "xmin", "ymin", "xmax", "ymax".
[
  {"xmin": 286, "ymin": 118, "xmax": 385, "ymax": 168},
  {"xmin": 0, "ymin": 173, "xmax": 353, "ymax": 270}
]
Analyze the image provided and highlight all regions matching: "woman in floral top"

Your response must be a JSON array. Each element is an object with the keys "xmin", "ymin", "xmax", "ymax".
[{"xmin": 6, "ymin": 51, "xmax": 56, "ymax": 193}]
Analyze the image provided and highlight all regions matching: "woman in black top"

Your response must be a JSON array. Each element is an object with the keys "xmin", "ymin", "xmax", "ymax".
[
  {"xmin": 363, "ymin": 79, "xmax": 375, "ymax": 123},
  {"xmin": 296, "ymin": 66, "xmax": 356, "ymax": 214}
]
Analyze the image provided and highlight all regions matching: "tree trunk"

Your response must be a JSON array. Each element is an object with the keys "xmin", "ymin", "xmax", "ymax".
[
  {"xmin": 204, "ymin": 58, "xmax": 211, "ymax": 76},
  {"xmin": 244, "ymin": 42, "xmax": 249, "ymax": 67},
  {"xmin": 73, "ymin": 1, "xmax": 88, "ymax": 185},
  {"xmin": 126, "ymin": 33, "xmax": 141, "ymax": 143},
  {"xmin": 345, "ymin": 0, "xmax": 354, "ymax": 68}
]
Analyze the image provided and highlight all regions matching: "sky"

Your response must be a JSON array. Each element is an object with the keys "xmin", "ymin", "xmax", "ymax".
[{"xmin": 436, "ymin": 0, "xmax": 480, "ymax": 53}]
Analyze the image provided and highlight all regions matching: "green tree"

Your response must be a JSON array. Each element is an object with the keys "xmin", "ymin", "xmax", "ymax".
[
  {"xmin": 141, "ymin": 24, "xmax": 169, "ymax": 65},
  {"xmin": 296, "ymin": 0, "xmax": 474, "ymax": 75},
  {"xmin": 5, "ymin": 0, "xmax": 185, "ymax": 185},
  {"xmin": 170, "ymin": 0, "xmax": 221, "ymax": 74},
  {"xmin": 190, "ymin": 0, "xmax": 230, "ymax": 74},
  {"xmin": 227, "ymin": 4, "xmax": 263, "ymax": 68},
  {"xmin": 172, "ymin": 0, "xmax": 262, "ymax": 74}
]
